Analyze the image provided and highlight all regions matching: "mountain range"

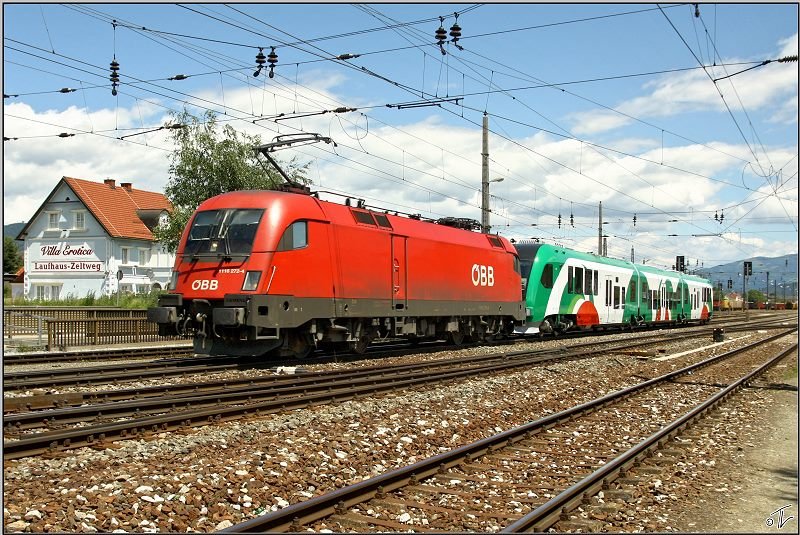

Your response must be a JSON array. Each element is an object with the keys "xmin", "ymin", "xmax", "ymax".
[{"xmin": 697, "ymin": 254, "xmax": 798, "ymax": 299}]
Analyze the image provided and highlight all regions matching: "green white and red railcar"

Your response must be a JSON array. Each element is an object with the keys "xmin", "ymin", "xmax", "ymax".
[{"xmin": 514, "ymin": 241, "xmax": 713, "ymax": 335}]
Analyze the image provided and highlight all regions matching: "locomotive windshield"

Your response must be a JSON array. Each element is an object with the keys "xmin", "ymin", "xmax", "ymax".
[{"xmin": 184, "ymin": 208, "xmax": 264, "ymax": 256}]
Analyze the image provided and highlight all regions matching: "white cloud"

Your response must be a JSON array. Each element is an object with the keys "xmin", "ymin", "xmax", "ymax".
[
  {"xmin": 569, "ymin": 33, "xmax": 799, "ymax": 135},
  {"xmin": 4, "ymin": 63, "xmax": 797, "ymax": 269}
]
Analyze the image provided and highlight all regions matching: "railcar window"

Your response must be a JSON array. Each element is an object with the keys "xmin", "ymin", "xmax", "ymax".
[
  {"xmin": 374, "ymin": 213, "xmax": 392, "ymax": 229},
  {"xmin": 613, "ymin": 286, "xmax": 621, "ymax": 308},
  {"xmin": 513, "ymin": 255, "xmax": 521, "ymax": 274},
  {"xmin": 277, "ymin": 221, "xmax": 308, "ymax": 251},
  {"xmin": 628, "ymin": 278, "xmax": 637, "ymax": 302},
  {"xmin": 185, "ymin": 208, "xmax": 264, "ymax": 256},
  {"xmin": 605, "ymin": 280, "xmax": 612, "ymax": 307},
  {"xmin": 352, "ymin": 210, "xmax": 377, "ymax": 226},
  {"xmin": 574, "ymin": 267, "xmax": 583, "ymax": 294},
  {"xmin": 540, "ymin": 263, "xmax": 554, "ymax": 289},
  {"xmin": 593, "ymin": 270, "xmax": 598, "ymax": 295},
  {"xmin": 567, "ymin": 266, "xmax": 573, "ymax": 293}
]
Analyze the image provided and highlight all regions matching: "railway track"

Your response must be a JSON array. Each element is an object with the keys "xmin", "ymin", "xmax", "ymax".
[
  {"xmin": 2, "ymin": 310, "xmax": 785, "ymax": 369},
  {"xmin": 217, "ymin": 329, "xmax": 796, "ymax": 533},
  {"xmin": 3, "ymin": 330, "xmax": 727, "ymax": 460},
  {"xmin": 5, "ymin": 314, "xmax": 791, "ymax": 394},
  {"xmin": 1, "ymin": 343, "xmax": 192, "ymax": 364},
  {"xmin": 4, "ymin": 326, "xmax": 707, "ymax": 409}
]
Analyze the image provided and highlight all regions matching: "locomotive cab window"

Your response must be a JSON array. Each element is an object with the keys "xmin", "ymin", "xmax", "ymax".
[
  {"xmin": 277, "ymin": 221, "xmax": 308, "ymax": 251},
  {"xmin": 185, "ymin": 208, "xmax": 264, "ymax": 256},
  {"xmin": 540, "ymin": 263, "xmax": 554, "ymax": 289}
]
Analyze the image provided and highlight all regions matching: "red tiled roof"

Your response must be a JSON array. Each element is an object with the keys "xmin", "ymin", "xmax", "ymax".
[{"xmin": 64, "ymin": 177, "xmax": 171, "ymax": 240}]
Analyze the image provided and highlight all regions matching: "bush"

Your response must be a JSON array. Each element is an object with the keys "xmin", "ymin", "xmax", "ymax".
[{"xmin": 3, "ymin": 290, "xmax": 164, "ymax": 309}]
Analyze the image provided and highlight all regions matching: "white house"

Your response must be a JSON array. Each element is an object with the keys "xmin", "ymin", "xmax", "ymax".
[{"xmin": 15, "ymin": 176, "xmax": 175, "ymax": 300}]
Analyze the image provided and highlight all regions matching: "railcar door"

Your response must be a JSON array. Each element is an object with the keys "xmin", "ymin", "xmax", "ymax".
[{"xmin": 391, "ymin": 235, "xmax": 408, "ymax": 310}]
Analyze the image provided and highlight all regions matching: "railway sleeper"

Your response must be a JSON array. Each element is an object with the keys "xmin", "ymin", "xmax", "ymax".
[{"xmin": 327, "ymin": 511, "xmax": 423, "ymax": 532}]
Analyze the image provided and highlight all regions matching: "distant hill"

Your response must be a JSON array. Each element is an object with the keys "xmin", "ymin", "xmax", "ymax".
[
  {"xmin": 4, "ymin": 222, "xmax": 25, "ymax": 246},
  {"xmin": 697, "ymin": 254, "xmax": 798, "ymax": 298}
]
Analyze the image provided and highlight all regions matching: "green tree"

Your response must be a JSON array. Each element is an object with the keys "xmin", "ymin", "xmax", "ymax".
[
  {"xmin": 3, "ymin": 236, "xmax": 22, "ymax": 274},
  {"xmin": 154, "ymin": 109, "xmax": 307, "ymax": 252},
  {"xmin": 746, "ymin": 289, "xmax": 765, "ymax": 307}
]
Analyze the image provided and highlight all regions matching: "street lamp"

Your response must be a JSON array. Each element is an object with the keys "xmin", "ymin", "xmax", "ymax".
[{"xmin": 481, "ymin": 176, "xmax": 504, "ymax": 233}]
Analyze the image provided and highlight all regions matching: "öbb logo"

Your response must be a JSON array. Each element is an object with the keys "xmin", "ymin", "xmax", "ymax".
[
  {"xmin": 191, "ymin": 279, "xmax": 218, "ymax": 291},
  {"xmin": 471, "ymin": 264, "xmax": 494, "ymax": 287}
]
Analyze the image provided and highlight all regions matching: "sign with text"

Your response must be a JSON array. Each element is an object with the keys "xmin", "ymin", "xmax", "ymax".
[
  {"xmin": 30, "ymin": 240, "xmax": 106, "ymax": 272},
  {"xmin": 32, "ymin": 261, "xmax": 105, "ymax": 272}
]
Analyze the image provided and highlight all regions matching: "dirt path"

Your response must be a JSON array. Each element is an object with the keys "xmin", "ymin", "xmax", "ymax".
[{"xmin": 672, "ymin": 360, "xmax": 798, "ymax": 533}]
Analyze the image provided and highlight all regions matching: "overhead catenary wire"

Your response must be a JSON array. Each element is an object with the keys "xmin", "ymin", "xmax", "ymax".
[{"xmin": 6, "ymin": 2, "xmax": 792, "ymax": 266}]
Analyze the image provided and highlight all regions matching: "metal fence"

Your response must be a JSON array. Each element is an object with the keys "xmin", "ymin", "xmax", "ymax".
[
  {"xmin": 3, "ymin": 307, "xmax": 146, "ymax": 336},
  {"xmin": 3, "ymin": 307, "xmax": 182, "ymax": 350},
  {"xmin": 46, "ymin": 318, "xmax": 182, "ymax": 349}
]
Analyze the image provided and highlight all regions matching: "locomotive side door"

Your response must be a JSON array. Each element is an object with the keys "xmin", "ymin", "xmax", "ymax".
[{"xmin": 391, "ymin": 235, "xmax": 408, "ymax": 310}]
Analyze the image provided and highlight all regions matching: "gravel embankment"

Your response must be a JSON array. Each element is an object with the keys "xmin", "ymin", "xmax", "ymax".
[{"xmin": 3, "ymin": 329, "xmax": 795, "ymax": 533}]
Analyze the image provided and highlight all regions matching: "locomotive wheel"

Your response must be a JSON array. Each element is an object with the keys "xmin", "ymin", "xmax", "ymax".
[
  {"xmin": 281, "ymin": 331, "xmax": 315, "ymax": 359},
  {"xmin": 448, "ymin": 329, "xmax": 465, "ymax": 346},
  {"xmin": 351, "ymin": 335, "xmax": 370, "ymax": 354}
]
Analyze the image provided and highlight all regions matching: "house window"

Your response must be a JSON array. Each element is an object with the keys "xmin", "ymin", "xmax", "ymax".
[
  {"xmin": 47, "ymin": 212, "xmax": 60, "ymax": 230},
  {"xmin": 121, "ymin": 247, "xmax": 131, "ymax": 265},
  {"xmin": 73, "ymin": 211, "xmax": 86, "ymax": 230},
  {"xmin": 139, "ymin": 248, "xmax": 151, "ymax": 265},
  {"xmin": 36, "ymin": 286, "xmax": 46, "ymax": 300},
  {"xmin": 51, "ymin": 285, "xmax": 61, "ymax": 300}
]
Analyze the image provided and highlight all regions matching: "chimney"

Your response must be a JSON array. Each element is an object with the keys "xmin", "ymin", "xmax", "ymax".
[
  {"xmin": 121, "ymin": 182, "xmax": 132, "ymax": 191},
  {"xmin": 104, "ymin": 179, "xmax": 116, "ymax": 188}
]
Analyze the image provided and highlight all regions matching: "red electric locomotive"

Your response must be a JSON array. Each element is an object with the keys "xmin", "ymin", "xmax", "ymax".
[{"xmin": 148, "ymin": 186, "xmax": 526, "ymax": 357}]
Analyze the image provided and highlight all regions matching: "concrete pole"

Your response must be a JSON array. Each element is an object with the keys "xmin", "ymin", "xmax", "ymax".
[
  {"xmin": 481, "ymin": 113, "xmax": 490, "ymax": 233},
  {"xmin": 598, "ymin": 201, "xmax": 603, "ymax": 255}
]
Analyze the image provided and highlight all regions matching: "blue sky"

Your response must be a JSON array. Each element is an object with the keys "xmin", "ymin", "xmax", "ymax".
[{"xmin": 4, "ymin": 3, "xmax": 798, "ymax": 272}]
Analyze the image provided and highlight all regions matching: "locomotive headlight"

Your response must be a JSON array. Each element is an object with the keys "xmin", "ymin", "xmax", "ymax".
[{"xmin": 242, "ymin": 271, "xmax": 262, "ymax": 291}]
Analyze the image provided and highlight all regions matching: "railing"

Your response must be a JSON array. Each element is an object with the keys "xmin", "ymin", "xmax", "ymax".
[
  {"xmin": 3, "ymin": 307, "xmax": 146, "ymax": 337},
  {"xmin": 3, "ymin": 307, "xmax": 184, "ymax": 350},
  {"xmin": 46, "ymin": 318, "xmax": 183, "ymax": 349},
  {"xmin": 3, "ymin": 311, "xmax": 49, "ymax": 347}
]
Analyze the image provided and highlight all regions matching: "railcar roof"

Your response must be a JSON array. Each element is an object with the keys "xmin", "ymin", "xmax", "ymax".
[{"xmin": 515, "ymin": 241, "xmax": 711, "ymax": 284}]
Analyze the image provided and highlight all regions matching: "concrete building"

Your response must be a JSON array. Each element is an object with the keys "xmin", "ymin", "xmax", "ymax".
[{"xmin": 15, "ymin": 177, "xmax": 174, "ymax": 300}]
